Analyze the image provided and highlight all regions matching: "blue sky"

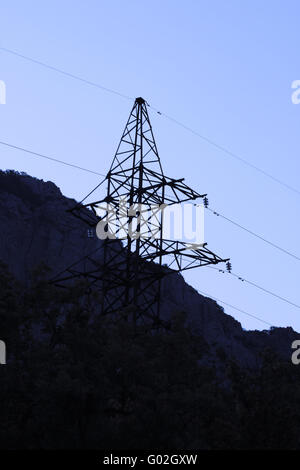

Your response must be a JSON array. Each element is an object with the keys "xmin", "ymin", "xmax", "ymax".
[{"xmin": 1, "ymin": 0, "xmax": 300, "ymax": 330}]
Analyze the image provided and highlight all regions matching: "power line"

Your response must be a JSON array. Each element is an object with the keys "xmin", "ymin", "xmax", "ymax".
[
  {"xmin": 1, "ymin": 46, "xmax": 299, "ymax": 197},
  {"xmin": 197, "ymin": 289, "xmax": 273, "ymax": 327},
  {"xmin": 0, "ymin": 140, "xmax": 108, "ymax": 207},
  {"xmin": 0, "ymin": 47, "xmax": 134, "ymax": 103},
  {"xmin": 0, "ymin": 140, "xmax": 106, "ymax": 177},
  {"xmin": 0, "ymin": 42, "xmax": 298, "ymax": 318},
  {"xmin": 195, "ymin": 203, "xmax": 300, "ymax": 263},
  {"xmin": 209, "ymin": 265, "xmax": 300, "ymax": 311},
  {"xmin": 0, "ymin": 140, "xmax": 294, "ymax": 325},
  {"xmin": 148, "ymin": 105, "xmax": 300, "ymax": 197},
  {"xmin": 2, "ymin": 138, "xmax": 300, "ymax": 269}
]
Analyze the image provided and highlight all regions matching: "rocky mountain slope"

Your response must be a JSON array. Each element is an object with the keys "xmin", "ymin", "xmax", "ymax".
[{"xmin": 0, "ymin": 170, "xmax": 297, "ymax": 368}]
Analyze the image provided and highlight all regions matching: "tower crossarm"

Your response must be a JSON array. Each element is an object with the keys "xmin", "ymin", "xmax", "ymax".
[{"xmin": 139, "ymin": 239, "xmax": 229, "ymax": 272}]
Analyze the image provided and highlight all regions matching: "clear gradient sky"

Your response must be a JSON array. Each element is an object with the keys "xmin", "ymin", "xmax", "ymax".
[{"xmin": 1, "ymin": 0, "xmax": 300, "ymax": 331}]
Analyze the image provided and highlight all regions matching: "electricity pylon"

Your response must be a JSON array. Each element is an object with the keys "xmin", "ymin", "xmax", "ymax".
[{"xmin": 53, "ymin": 97, "xmax": 229, "ymax": 325}]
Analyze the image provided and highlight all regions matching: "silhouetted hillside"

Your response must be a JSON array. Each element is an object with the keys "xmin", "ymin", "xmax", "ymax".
[
  {"xmin": 1, "ymin": 170, "xmax": 300, "ymax": 449},
  {"xmin": 0, "ymin": 170, "xmax": 297, "ymax": 367}
]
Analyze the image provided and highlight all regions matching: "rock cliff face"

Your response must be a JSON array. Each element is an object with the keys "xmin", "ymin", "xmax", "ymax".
[
  {"xmin": 0, "ymin": 170, "xmax": 102, "ymax": 282},
  {"xmin": 0, "ymin": 170, "xmax": 298, "ymax": 367}
]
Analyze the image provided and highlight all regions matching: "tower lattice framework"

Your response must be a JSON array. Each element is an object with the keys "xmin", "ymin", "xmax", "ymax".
[{"xmin": 53, "ymin": 97, "xmax": 229, "ymax": 325}]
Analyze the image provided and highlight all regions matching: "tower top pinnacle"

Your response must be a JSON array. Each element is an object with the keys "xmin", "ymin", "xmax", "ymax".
[{"xmin": 135, "ymin": 97, "xmax": 146, "ymax": 105}]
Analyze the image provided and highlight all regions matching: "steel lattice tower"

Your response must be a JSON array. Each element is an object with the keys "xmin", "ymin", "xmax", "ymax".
[{"xmin": 53, "ymin": 97, "xmax": 229, "ymax": 325}]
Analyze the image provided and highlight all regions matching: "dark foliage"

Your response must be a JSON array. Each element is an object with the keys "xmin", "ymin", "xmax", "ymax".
[{"xmin": 0, "ymin": 262, "xmax": 300, "ymax": 449}]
